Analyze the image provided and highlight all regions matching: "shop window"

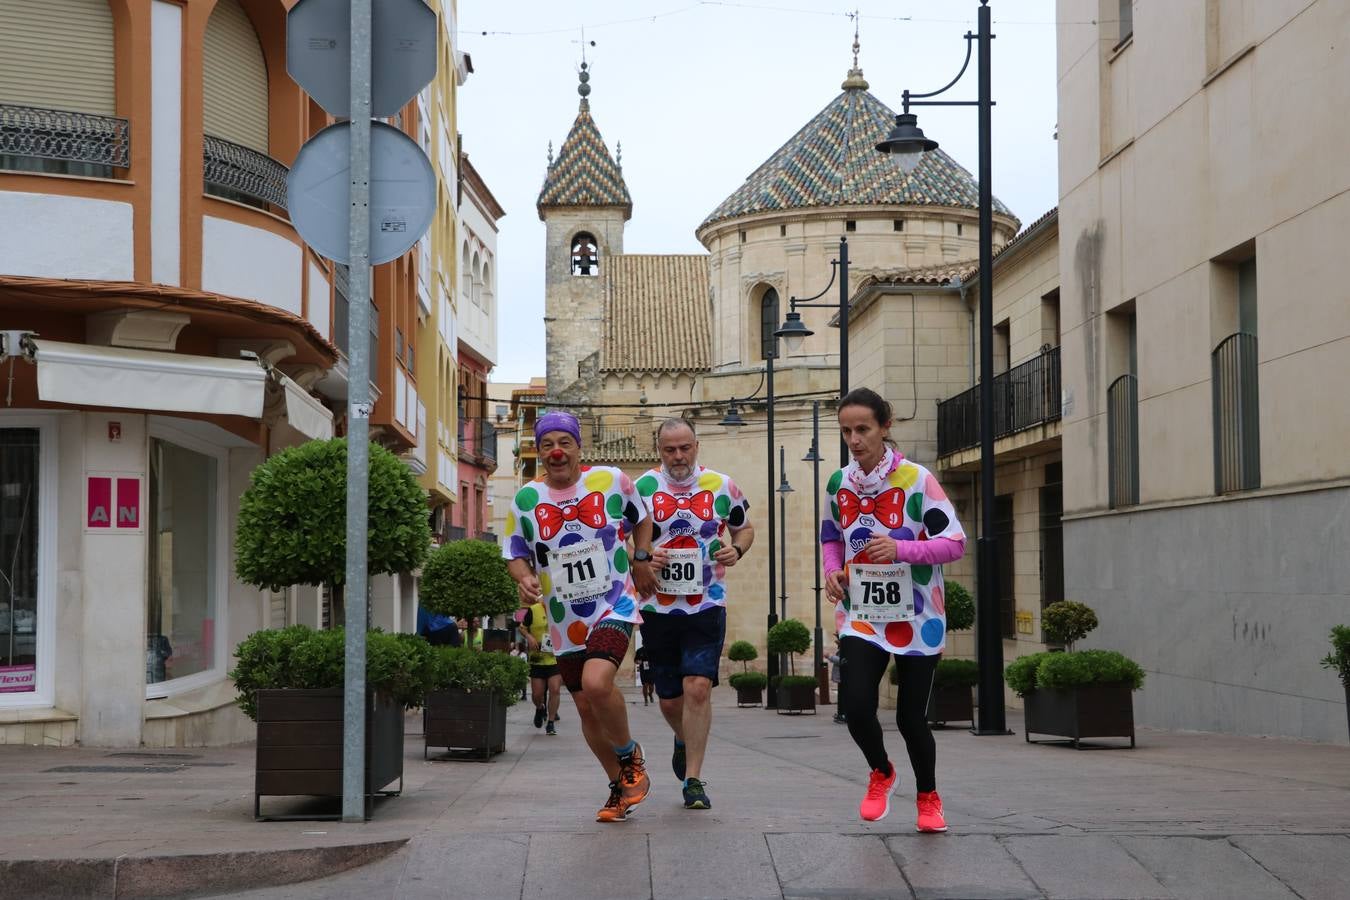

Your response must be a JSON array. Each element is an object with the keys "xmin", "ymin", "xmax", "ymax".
[
  {"xmin": 0, "ymin": 429, "xmax": 39, "ymax": 696},
  {"xmin": 147, "ymin": 437, "xmax": 218, "ymax": 687}
]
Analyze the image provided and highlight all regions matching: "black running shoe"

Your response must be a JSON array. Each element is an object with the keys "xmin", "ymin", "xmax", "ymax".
[
  {"xmin": 672, "ymin": 738, "xmax": 686, "ymax": 781},
  {"xmin": 683, "ymin": 778, "xmax": 711, "ymax": 810},
  {"xmin": 546, "ymin": 720, "xmax": 557, "ymax": 736},
  {"xmin": 533, "ymin": 705, "xmax": 546, "ymax": 729}
]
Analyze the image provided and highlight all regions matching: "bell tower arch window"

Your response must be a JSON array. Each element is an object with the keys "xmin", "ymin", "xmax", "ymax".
[{"xmin": 571, "ymin": 232, "xmax": 599, "ymax": 276}]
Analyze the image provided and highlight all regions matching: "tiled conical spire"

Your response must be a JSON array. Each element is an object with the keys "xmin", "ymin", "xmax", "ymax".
[{"xmin": 536, "ymin": 63, "xmax": 632, "ymax": 221}]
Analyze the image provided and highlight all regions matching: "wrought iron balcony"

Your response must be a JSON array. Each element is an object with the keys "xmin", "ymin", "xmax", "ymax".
[
  {"xmin": 937, "ymin": 346, "xmax": 1062, "ymax": 457},
  {"xmin": 0, "ymin": 103, "xmax": 129, "ymax": 176},
  {"xmin": 203, "ymin": 134, "xmax": 288, "ymax": 211}
]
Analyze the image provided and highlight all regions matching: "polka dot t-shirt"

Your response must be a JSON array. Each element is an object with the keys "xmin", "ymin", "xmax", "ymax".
[
  {"xmin": 502, "ymin": 466, "xmax": 646, "ymax": 656},
  {"xmin": 635, "ymin": 466, "xmax": 750, "ymax": 616},
  {"xmin": 819, "ymin": 454, "xmax": 965, "ymax": 656}
]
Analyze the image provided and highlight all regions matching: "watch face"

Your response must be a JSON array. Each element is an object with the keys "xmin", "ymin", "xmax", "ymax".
[{"xmin": 635, "ymin": 550, "xmax": 652, "ymax": 562}]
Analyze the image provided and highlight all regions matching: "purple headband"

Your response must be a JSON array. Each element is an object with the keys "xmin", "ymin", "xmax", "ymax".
[{"xmin": 534, "ymin": 410, "xmax": 581, "ymax": 446}]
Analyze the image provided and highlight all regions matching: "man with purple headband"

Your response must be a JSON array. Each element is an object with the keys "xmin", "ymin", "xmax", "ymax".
[{"xmin": 502, "ymin": 410, "xmax": 654, "ymax": 822}]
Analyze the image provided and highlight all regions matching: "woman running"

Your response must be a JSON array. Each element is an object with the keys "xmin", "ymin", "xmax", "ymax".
[{"xmin": 820, "ymin": 388, "xmax": 966, "ymax": 830}]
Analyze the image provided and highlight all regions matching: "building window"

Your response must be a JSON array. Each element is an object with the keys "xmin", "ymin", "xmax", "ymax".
[
  {"xmin": 1039, "ymin": 463, "xmax": 1064, "ymax": 625},
  {"xmin": 893, "ymin": 219, "xmax": 905, "ymax": 232},
  {"xmin": 956, "ymin": 223, "xmax": 963, "ymax": 237},
  {"xmin": 570, "ymin": 232, "xmax": 599, "ymax": 276},
  {"xmin": 1212, "ymin": 256, "xmax": 1259, "ymax": 494},
  {"xmin": 147, "ymin": 437, "xmax": 219, "ymax": 687},
  {"xmin": 759, "ymin": 287, "xmax": 780, "ymax": 361},
  {"xmin": 395, "ymin": 328, "xmax": 404, "ymax": 362},
  {"xmin": 1117, "ymin": 0, "xmax": 1133, "ymax": 47},
  {"xmin": 739, "ymin": 230, "xmax": 747, "ymax": 243},
  {"xmin": 0, "ymin": 428, "xmax": 39, "ymax": 697},
  {"xmin": 845, "ymin": 220, "xmax": 857, "ymax": 232},
  {"xmin": 1041, "ymin": 288, "xmax": 1061, "ymax": 348},
  {"xmin": 779, "ymin": 224, "xmax": 786, "ymax": 237},
  {"xmin": 1107, "ymin": 307, "xmax": 1139, "ymax": 508}
]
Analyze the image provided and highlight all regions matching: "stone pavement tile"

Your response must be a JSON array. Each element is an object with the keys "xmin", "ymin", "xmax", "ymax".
[
  {"xmin": 886, "ymin": 835, "xmax": 1041, "ymax": 899},
  {"xmin": 1230, "ymin": 834, "xmax": 1350, "ymax": 900},
  {"xmin": 522, "ymin": 833, "xmax": 651, "ymax": 900},
  {"xmin": 768, "ymin": 833, "xmax": 911, "ymax": 899},
  {"xmin": 649, "ymin": 831, "xmax": 780, "ymax": 900},
  {"xmin": 1115, "ymin": 836, "xmax": 1298, "ymax": 900},
  {"xmin": 1002, "ymin": 836, "xmax": 1169, "ymax": 899},
  {"xmin": 0, "ymin": 858, "xmax": 114, "ymax": 900}
]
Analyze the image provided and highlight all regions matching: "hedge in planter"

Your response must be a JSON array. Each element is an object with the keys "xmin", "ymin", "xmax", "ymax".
[
  {"xmin": 423, "ymin": 647, "xmax": 530, "ymax": 760},
  {"xmin": 235, "ymin": 439, "xmax": 431, "ymax": 625},
  {"xmin": 768, "ymin": 619, "xmax": 815, "ymax": 714},
  {"xmin": 230, "ymin": 626, "xmax": 438, "ymax": 819},
  {"xmin": 1319, "ymin": 625, "xmax": 1350, "ymax": 743},
  {"xmin": 420, "ymin": 539, "xmax": 519, "ymax": 651},
  {"xmin": 1005, "ymin": 649, "xmax": 1145, "ymax": 749},
  {"xmin": 728, "ymin": 671, "xmax": 767, "ymax": 707}
]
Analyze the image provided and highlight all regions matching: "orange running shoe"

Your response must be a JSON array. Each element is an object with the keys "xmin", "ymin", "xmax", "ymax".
[
  {"xmin": 617, "ymin": 743, "xmax": 651, "ymax": 811},
  {"xmin": 595, "ymin": 781, "xmax": 628, "ymax": 823},
  {"xmin": 916, "ymin": 790, "xmax": 949, "ymax": 832},
  {"xmin": 859, "ymin": 762, "xmax": 897, "ymax": 822}
]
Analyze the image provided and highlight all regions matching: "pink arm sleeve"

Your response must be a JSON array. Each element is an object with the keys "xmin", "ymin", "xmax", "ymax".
[
  {"xmin": 895, "ymin": 537, "xmax": 966, "ymax": 566},
  {"xmin": 822, "ymin": 540, "xmax": 845, "ymax": 576}
]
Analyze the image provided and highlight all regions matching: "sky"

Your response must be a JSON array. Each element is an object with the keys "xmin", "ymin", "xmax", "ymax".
[{"xmin": 456, "ymin": 1, "xmax": 1066, "ymax": 385}]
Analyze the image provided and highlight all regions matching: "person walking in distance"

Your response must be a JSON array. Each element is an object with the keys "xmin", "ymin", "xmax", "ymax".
[
  {"xmin": 635, "ymin": 645, "xmax": 655, "ymax": 706},
  {"xmin": 503, "ymin": 410, "xmax": 652, "ymax": 822},
  {"xmin": 820, "ymin": 389, "xmax": 965, "ymax": 831},
  {"xmin": 520, "ymin": 600, "xmax": 562, "ymax": 735},
  {"xmin": 631, "ymin": 418, "xmax": 754, "ymax": 810}
]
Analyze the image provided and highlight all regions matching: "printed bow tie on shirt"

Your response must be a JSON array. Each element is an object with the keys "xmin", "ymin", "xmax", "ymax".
[
  {"xmin": 535, "ymin": 491, "xmax": 607, "ymax": 540},
  {"xmin": 652, "ymin": 490, "xmax": 715, "ymax": 522},
  {"xmin": 837, "ymin": 488, "xmax": 906, "ymax": 529}
]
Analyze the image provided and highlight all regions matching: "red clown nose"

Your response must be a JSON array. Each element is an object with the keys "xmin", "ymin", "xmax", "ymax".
[{"xmin": 548, "ymin": 449, "xmax": 567, "ymax": 462}]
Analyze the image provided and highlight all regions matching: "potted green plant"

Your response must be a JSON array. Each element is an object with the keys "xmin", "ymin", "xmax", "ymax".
[
  {"xmin": 230, "ymin": 626, "xmax": 438, "ymax": 820},
  {"xmin": 1320, "ymin": 625, "xmax": 1350, "ymax": 742},
  {"xmin": 422, "ymin": 646, "xmax": 529, "ymax": 759},
  {"xmin": 726, "ymin": 640, "xmax": 765, "ymax": 707},
  {"xmin": 1041, "ymin": 600, "xmax": 1099, "ymax": 652},
  {"xmin": 932, "ymin": 579, "xmax": 977, "ymax": 725},
  {"xmin": 1004, "ymin": 635, "xmax": 1145, "ymax": 750},
  {"xmin": 235, "ymin": 438, "xmax": 431, "ymax": 625},
  {"xmin": 420, "ymin": 539, "xmax": 519, "ymax": 652},
  {"xmin": 768, "ymin": 619, "xmax": 816, "ymax": 715},
  {"xmin": 419, "ymin": 540, "xmax": 523, "ymax": 758}
]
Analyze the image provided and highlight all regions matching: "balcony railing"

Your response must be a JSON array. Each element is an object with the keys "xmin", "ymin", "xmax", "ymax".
[
  {"xmin": 937, "ymin": 346, "xmax": 1061, "ymax": 457},
  {"xmin": 203, "ymin": 134, "xmax": 288, "ymax": 211},
  {"xmin": 455, "ymin": 417, "xmax": 499, "ymax": 468},
  {"xmin": 0, "ymin": 103, "xmax": 129, "ymax": 176},
  {"xmin": 1212, "ymin": 332, "xmax": 1260, "ymax": 493},
  {"xmin": 475, "ymin": 418, "xmax": 498, "ymax": 464}
]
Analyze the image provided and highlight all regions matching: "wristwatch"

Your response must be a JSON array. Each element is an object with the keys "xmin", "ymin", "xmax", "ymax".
[
  {"xmin": 733, "ymin": 545, "xmax": 745, "ymax": 559},
  {"xmin": 633, "ymin": 548, "xmax": 653, "ymax": 564}
]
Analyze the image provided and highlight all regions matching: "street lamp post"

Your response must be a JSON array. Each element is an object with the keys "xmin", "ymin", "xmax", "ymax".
[
  {"xmin": 776, "ymin": 446, "xmax": 793, "ymax": 622},
  {"xmin": 875, "ymin": 0, "xmax": 1008, "ymax": 735},
  {"xmin": 802, "ymin": 401, "xmax": 827, "ymax": 703},
  {"xmin": 775, "ymin": 238, "xmax": 851, "ymax": 466}
]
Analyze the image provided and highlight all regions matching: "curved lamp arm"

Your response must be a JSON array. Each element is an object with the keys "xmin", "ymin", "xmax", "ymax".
[
  {"xmin": 788, "ymin": 259, "xmax": 839, "ymax": 311},
  {"xmin": 903, "ymin": 32, "xmax": 976, "ymax": 111}
]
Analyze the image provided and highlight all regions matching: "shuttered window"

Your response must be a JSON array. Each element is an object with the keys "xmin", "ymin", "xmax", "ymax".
[
  {"xmin": 0, "ymin": 0, "xmax": 116, "ymax": 114},
  {"xmin": 203, "ymin": 0, "xmax": 268, "ymax": 153}
]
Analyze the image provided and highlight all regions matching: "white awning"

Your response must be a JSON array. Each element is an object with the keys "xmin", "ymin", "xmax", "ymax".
[
  {"xmin": 278, "ymin": 371, "xmax": 333, "ymax": 440},
  {"xmin": 31, "ymin": 339, "xmax": 266, "ymax": 417}
]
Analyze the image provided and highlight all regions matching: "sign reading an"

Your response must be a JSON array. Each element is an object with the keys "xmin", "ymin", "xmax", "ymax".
[{"xmin": 87, "ymin": 472, "xmax": 143, "ymax": 533}]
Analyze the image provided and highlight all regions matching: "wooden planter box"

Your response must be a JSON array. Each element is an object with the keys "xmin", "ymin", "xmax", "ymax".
[
  {"xmin": 254, "ymin": 688, "xmax": 404, "ymax": 821},
  {"xmin": 928, "ymin": 683, "xmax": 974, "ymax": 727},
  {"xmin": 1023, "ymin": 682, "xmax": 1136, "ymax": 749},
  {"xmin": 424, "ymin": 687, "xmax": 507, "ymax": 760},
  {"xmin": 734, "ymin": 684, "xmax": 764, "ymax": 707},
  {"xmin": 776, "ymin": 681, "xmax": 818, "ymax": 715}
]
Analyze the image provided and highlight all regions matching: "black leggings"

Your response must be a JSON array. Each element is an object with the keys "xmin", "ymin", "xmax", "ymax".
[{"xmin": 839, "ymin": 636, "xmax": 939, "ymax": 792}]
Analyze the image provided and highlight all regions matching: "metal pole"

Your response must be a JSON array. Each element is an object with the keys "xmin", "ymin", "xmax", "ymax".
[
  {"xmin": 973, "ymin": 0, "xmax": 1007, "ymax": 735},
  {"xmin": 342, "ymin": 0, "xmax": 373, "ymax": 822},
  {"xmin": 778, "ymin": 445, "xmax": 789, "ymax": 623},
  {"xmin": 765, "ymin": 351, "xmax": 779, "ymax": 708},
  {"xmin": 838, "ymin": 237, "xmax": 850, "ymax": 466},
  {"xmin": 810, "ymin": 401, "xmax": 825, "ymax": 702}
]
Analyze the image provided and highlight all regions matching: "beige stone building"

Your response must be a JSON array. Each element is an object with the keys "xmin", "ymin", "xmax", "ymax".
[
  {"xmin": 1055, "ymin": 0, "xmax": 1350, "ymax": 742},
  {"xmin": 536, "ymin": 60, "xmax": 1020, "ymax": 661}
]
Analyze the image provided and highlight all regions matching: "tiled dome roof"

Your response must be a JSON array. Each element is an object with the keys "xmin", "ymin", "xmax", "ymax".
[
  {"xmin": 536, "ymin": 98, "xmax": 632, "ymax": 220},
  {"xmin": 700, "ymin": 78, "xmax": 1015, "ymax": 230}
]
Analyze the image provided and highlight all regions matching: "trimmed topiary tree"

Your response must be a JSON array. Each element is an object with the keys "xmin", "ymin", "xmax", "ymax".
[
  {"xmin": 944, "ymin": 579, "xmax": 975, "ymax": 632},
  {"xmin": 1041, "ymin": 600, "xmax": 1100, "ymax": 651},
  {"xmin": 727, "ymin": 639, "xmax": 758, "ymax": 673},
  {"xmin": 420, "ymin": 539, "xmax": 518, "ymax": 650},
  {"xmin": 767, "ymin": 618, "xmax": 812, "ymax": 677},
  {"xmin": 235, "ymin": 438, "xmax": 431, "ymax": 625}
]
